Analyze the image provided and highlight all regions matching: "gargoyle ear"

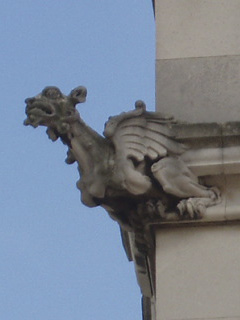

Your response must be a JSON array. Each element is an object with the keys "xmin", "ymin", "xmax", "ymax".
[{"xmin": 69, "ymin": 86, "xmax": 87, "ymax": 105}]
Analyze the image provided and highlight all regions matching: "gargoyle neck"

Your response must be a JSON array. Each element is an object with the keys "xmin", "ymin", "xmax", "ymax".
[
  {"xmin": 70, "ymin": 117, "xmax": 106, "ymax": 148},
  {"xmin": 68, "ymin": 118, "xmax": 109, "ymax": 174}
]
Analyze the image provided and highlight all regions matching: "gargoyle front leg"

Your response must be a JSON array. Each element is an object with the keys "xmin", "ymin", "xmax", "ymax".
[{"xmin": 177, "ymin": 187, "xmax": 221, "ymax": 219}]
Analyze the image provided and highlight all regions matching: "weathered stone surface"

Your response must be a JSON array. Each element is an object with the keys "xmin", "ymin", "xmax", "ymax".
[
  {"xmin": 156, "ymin": 0, "xmax": 240, "ymax": 60},
  {"xmin": 156, "ymin": 55, "xmax": 240, "ymax": 122},
  {"xmin": 155, "ymin": 225, "xmax": 240, "ymax": 320},
  {"xmin": 153, "ymin": 2, "xmax": 240, "ymax": 320}
]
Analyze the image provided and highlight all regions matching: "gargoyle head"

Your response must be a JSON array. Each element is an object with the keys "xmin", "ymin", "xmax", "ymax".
[{"xmin": 24, "ymin": 86, "xmax": 87, "ymax": 140}]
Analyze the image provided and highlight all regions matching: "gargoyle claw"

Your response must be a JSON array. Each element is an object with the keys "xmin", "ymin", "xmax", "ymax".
[
  {"xmin": 177, "ymin": 187, "xmax": 221, "ymax": 220},
  {"xmin": 177, "ymin": 198, "xmax": 206, "ymax": 219}
]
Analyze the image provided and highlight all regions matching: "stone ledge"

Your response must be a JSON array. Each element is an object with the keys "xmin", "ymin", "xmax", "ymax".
[{"xmin": 168, "ymin": 122, "xmax": 240, "ymax": 225}]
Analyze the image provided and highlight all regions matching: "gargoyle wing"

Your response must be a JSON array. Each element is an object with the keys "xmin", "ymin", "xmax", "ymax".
[
  {"xmin": 103, "ymin": 105, "xmax": 188, "ymax": 195},
  {"xmin": 104, "ymin": 107, "xmax": 187, "ymax": 163}
]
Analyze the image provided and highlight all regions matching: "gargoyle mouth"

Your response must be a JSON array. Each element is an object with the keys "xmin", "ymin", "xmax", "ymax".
[
  {"xmin": 24, "ymin": 101, "xmax": 55, "ymax": 127},
  {"xmin": 26, "ymin": 101, "xmax": 55, "ymax": 114}
]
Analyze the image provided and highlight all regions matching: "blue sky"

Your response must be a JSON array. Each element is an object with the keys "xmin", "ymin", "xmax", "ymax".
[{"xmin": 1, "ymin": 1, "xmax": 155, "ymax": 319}]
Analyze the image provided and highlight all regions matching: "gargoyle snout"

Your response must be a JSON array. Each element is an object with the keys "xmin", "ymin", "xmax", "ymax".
[{"xmin": 25, "ymin": 97, "xmax": 35, "ymax": 105}]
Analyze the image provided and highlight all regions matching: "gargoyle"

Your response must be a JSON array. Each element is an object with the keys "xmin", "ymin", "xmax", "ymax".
[{"xmin": 24, "ymin": 86, "xmax": 220, "ymax": 232}]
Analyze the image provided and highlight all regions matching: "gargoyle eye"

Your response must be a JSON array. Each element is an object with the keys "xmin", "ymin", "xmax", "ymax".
[{"xmin": 42, "ymin": 87, "xmax": 63, "ymax": 99}]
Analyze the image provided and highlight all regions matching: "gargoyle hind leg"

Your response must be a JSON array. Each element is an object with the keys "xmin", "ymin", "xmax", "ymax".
[{"xmin": 151, "ymin": 157, "xmax": 221, "ymax": 219}]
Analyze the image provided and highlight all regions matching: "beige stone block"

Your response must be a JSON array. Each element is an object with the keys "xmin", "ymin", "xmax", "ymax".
[
  {"xmin": 156, "ymin": 56, "xmax": 240, "ymax": 122},
  {"xmin": 156, "ymin": 0, "xmax": 240, "ymax": 59},
  {"xmin": 155, "ymin": 225, "xmax": 240, "ymax": 320}
]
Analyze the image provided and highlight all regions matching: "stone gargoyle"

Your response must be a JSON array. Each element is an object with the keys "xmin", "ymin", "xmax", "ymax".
[{"xmin": 24, "ymin": 86, "xmax": 221, "ymax": 232}]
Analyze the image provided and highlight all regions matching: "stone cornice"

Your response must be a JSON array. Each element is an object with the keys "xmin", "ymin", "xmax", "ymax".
[{"xmin": 164, "ymin": 122, "xmax": 240, "ymax": 223}]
